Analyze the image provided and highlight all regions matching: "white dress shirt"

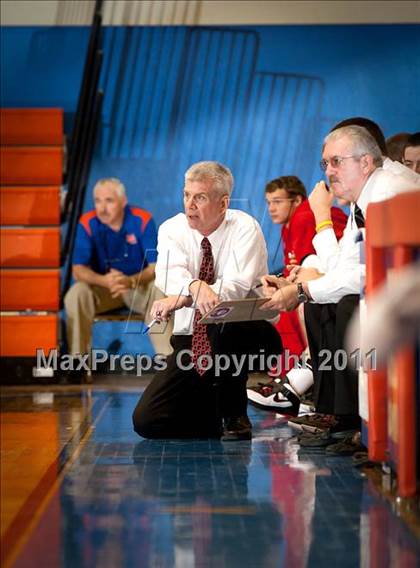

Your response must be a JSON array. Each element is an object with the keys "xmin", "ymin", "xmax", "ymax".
[
  {"xmin": 307, "ymin": 167, "xmax": 417, "ymax": 304},
  {"xmin": 155, "ymin": 209, "xmax": 269, "ymax": 334}
]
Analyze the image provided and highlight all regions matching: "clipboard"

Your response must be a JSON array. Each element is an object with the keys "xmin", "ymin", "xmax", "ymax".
[{"xmin": 198, "ymin": 297, "xmax": 278, "ymax": 324}]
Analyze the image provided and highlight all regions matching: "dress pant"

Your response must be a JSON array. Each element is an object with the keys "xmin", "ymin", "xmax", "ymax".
[
  {"xmin": 304, "ymin": 295, "xmax": 360, "ymax": 416},
  {"xmin": 132, "ymin": 320, "xmax": 282, "ymax": 439}
]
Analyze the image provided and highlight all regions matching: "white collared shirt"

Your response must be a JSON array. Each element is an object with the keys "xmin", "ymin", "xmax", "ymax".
[
  {"xmin": 307, "ymin": 167, "xmax": 417, "ymax": 304},
  {"xmin": 155, "ymin": 209, "xmax": 269, "ymax": 334}
]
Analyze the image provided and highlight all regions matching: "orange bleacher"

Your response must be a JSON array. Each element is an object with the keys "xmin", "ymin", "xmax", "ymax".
[
  {"xmin": 0, "ymin": 314, "xmax": 58, "ymax": 357},
  {"xmin": 0, "ymin": 108, "xmax": 63, "ymax": 362},
  {"xmin": 0, "ymin": 108, "xmax": 63, "ymax": 146},
  {"xmin": 0, "ymin": 186, "xmax": 61, "ymax": 225},
  {"xmin": 0, "ymin": 228, "xmax": 60, "ymax": 268},
  {"xmin": 0, "ymin": 147, "xmax": 63, "ymax": 186},
  {"xmin": 0, "ymin": 269, "xmax": 60, "ymax": 311}
]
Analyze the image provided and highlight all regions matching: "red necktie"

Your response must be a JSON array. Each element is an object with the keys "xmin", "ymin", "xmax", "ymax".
[{"xmin": 192, "ymin": 237, "xmax": 215, "ymax": 376}]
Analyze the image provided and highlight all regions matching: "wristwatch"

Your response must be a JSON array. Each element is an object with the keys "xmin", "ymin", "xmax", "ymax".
[{"xmin": 296, "ymin": 282, "xmax": 309, "ymax": 304}]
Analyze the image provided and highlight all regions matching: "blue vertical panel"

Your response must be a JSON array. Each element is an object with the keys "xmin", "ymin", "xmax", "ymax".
[
  {"xmin": 127, "ymin": 27, "xmax": 162, "ymax": 158},
  {"xmin": 222, "ymin": 32, "xmax": 258, "ymax": 163},
  {"xmin": 100, "ymin": 27, "xmax": 129, "ymax": 156},
  {"xmin": 111, "ymin": 28, "xmax": 143, "ymax": 157},
  {"xmin": 168, "ymin": 28, "xmax": 258, "ymax": 191},
  {"xmin": 231, "ymin": 72, "xmax": 324, "ymax": 270},
  {"xmin": 118, "ymin": 28, "xmax": 151, "ymax": 158},
  {"xmin": 143, "ymin": 29, "xmax": 178, "ymax": 158},
  {"xmin": 99, "ymin": 27, "xmax": 187, "ymax": 160},
  {"xmin": 297, "ymin": 80, "xmax": 325, "ymax": 189}
]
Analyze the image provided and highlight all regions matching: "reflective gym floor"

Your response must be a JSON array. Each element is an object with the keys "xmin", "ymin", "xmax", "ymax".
[{"xmin": 1, "ymin": 379, "xmax": 420, "ymax": 568}]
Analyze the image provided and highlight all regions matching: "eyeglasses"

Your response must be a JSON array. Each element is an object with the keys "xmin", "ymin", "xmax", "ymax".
[{"xmin": 319, "ymin": 155, "xmax": 362, "ymax": 171}]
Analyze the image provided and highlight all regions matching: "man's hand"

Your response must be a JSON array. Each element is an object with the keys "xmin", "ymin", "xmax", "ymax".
[
  {"xmin": 189, "ymin": 280, "xmax": 219, "ymax": 315},
  {"xmin": 260, "ymin": 275, "xmax": 289, "ymax": 297},
  {"xmin": 106, "ymin": 269, "xmax": 131, "ymax": 298},
  {"xmin": 151, "ymin": 295, "xmax": 191, "ymax": 321},
  {"xmin": 287, "ymin": 265, "xmax": 323, "ymax": 283},
  {"xmin": 100, "ymin": 271, "xmax": 118, "ymax": 289},
  {"xmin": 309, "ymin": 181, "xmax": 334, "ymax": 225},
  {"xmin": 260, "ymin": 284, "xmax": 299, "ymax": 312},
  {"xmin": 73, "ymin": 264, "xmax": 125, "ymax": 291}
]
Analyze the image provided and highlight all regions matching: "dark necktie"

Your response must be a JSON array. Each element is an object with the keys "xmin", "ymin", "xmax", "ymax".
[
  {"xmin": 354, "ymin": 203, "xmax": 365, "ymax": 229},
  {"xmin": 192, "ymin": 237, "xmax": 215, "ymax": 376}
]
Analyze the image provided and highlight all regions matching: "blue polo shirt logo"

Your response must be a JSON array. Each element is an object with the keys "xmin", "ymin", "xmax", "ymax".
[{"xmin": 126, "ymin": 233, "xmax": 138, "ymax": 245}]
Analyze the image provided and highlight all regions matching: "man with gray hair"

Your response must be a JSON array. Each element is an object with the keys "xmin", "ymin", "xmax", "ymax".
[
  {"xmin": 65, "ymin": 177, "xmax": 173, "ymax": 369},
  {"xmin": 132, "ymin": 161, "xmax": 282, "ymax": 440},
  {"xmin": 260, "ymin": 126, "xmax": 415, "ymax": 452}
]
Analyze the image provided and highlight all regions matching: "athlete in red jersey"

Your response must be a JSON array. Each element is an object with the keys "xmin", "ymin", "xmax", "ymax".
[{"xmin": 248, "ymin": 176, "xmax": 347, "ymax": 412}]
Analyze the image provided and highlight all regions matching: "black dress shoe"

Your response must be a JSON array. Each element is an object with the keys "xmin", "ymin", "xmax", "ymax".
[{"xmin": 221, "ymin": 415, "xmax": 252, "ymax": 441}]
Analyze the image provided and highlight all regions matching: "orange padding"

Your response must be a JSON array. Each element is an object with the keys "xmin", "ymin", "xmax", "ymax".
[
  {"xmin": 0, "ymin": 228, "xmax": 60, "ymax": 268},
  {"xmin": 0, "ymin": 186, "xmax": 60, "ymax": 226},
  {"xmin": 0, "ymin": 147, "xmax": 63, "ymax": 185},
  {"xmin": 0, "ymin": 313, "xmax": 58, "ymax": 356},
  {"xmin": 0, "ymin": 269, "xmax": 60, "ymax": 311},
  {"xmin": 365, "ymin": 190, "xmax": 420, "ymax": 498},
  {"xmin": 0, "ymin": 108, "xmax": 63, "ymax": 146}
]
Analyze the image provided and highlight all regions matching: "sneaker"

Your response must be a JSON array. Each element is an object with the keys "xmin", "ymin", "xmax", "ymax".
[
  {"xmin": 247, "ymin": 381, "xmax": 300, "ymax": 416},
  {"xmin": 298, "ymin": 425, "xmax": 358, "ymax": 444},
  {"xmin": 288, "ymin": 413, "xmax": 337, "ymax": 433}
]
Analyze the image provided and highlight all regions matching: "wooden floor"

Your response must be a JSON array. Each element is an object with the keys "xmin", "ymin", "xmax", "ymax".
[{"xmin": 1, "ymin": 376, "xmax": 419, "ymax": 568}]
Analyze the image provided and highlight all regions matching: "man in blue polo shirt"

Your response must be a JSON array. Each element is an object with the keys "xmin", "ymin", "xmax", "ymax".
[{"xmin": 64, "ymin": 177, "xmax": 173, "ymax": 359}]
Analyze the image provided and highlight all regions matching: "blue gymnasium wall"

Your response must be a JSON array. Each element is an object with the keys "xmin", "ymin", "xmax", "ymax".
[
  {"xmin": 2, "ymin": 24, "xmax": 420, "ymax": 268},
  {"xmin": 2, "ymin": 24, "xmax": 419, "ymax": 354}
]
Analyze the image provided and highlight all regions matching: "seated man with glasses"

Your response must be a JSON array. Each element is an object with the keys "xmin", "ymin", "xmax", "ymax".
[
  {"xmin": 64, "ymin": 177, "xmax": 173, "ymax": 371},
  {"xmin": 260, "ymin": 125, "xmax": 416, "ymax": 454}
]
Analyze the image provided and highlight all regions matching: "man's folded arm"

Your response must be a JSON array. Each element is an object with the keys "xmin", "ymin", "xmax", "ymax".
[
  {"xmin": 72, "ymin": 264, "xmax": 106, "ymax": 287},
  {"xmin": 312, "ymin": 225, "xmax": 346, "ymax": 273},
  {"xmin": 307, "ymin": 264, "xmax": 364, "ymax": 304}
]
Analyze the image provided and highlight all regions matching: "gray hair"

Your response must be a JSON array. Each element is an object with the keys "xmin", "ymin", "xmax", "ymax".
[
  {"xmin": 93, "ymin": 177, "xmax": 126, "ymax": 199},
  {"xmin": 185, "ymin": 161, "xmax": 234, "ymax": 196},
  {"xmin": 324, "ymin": 125, "xmax": 383, "ymax": 167}
]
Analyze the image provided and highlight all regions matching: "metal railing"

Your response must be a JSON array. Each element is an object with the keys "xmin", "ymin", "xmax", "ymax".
[{"xmin": 61, "ymin": 0, "xmax": 104, "ymax": 300}]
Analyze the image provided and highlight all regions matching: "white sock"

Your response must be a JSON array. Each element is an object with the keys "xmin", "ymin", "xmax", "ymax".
[{"xmin": 286, "ymin": 367, "xmax": 314, "ymax": 396}]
